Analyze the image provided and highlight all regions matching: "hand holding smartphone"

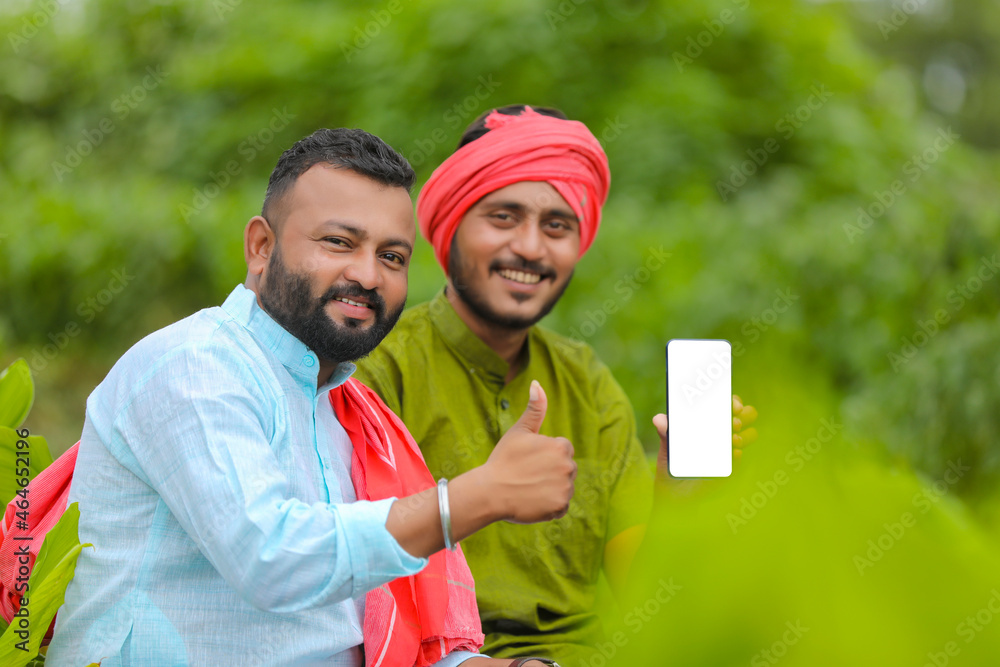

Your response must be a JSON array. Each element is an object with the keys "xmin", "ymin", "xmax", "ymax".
[{"xmin": 666, "ymin": 339, "xmax": 733, "ymax": 478}]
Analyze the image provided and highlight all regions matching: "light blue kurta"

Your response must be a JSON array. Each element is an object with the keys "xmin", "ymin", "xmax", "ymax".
[{"xmin": 47, "ymin": 284, "xmax": 477, "ymax": 667}]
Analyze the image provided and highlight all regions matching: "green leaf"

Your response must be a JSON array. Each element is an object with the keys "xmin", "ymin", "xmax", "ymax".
[
  {"xmin": 0, "ymin": 503, "xmax": 88, "ymax": 667},
  {"xmin": 0, "ymin": 429, "xmax": 53, "ymax": 508},
  {"xmin": 0, "ymin": 360, "xmax": 33, "ymax": 430}
]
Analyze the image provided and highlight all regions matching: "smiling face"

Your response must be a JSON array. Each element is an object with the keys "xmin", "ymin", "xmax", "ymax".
[
  {"xmin": 250, "ymin": 164, "xmax": 415, "ymax": 364},
  {"xmin": 447, "ymin": 180, "xmax": 581, "ymax": 330}
]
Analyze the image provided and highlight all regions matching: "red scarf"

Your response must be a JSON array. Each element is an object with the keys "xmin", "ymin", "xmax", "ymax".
[{"xmin": 330, "ymin": 377, "xmax": 483, "ymax": 667}]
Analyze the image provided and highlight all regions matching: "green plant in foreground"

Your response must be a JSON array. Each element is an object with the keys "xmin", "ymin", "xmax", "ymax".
[
  {"xmin": 0, "ymin": 360, "xmax": 88, "ymax": 666},
  {"xmin": 0, "ymin": 360, "xmax": 53, "ymax": 507},
  {"xmin": 0, "ymin": 504, "xmax": 87, "ymax": 666}
]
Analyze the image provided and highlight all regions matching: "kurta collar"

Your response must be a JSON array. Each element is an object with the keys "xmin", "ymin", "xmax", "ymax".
[
  {"xmin": 222, "ymin": 284, "xmax": 355, "ymax": 393},
  {"xmin": 426, "ymin": 287, "xmax": 514, "ymax": 385}
]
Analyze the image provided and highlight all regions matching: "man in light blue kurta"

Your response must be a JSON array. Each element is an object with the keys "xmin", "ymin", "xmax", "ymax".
[
  {"xmin": 46, "ymin": 129, "xmax": 574, "ymax": 667},
  {"xmin": 47, "ymin": 284, "xmax": 454, "ymax": 666}
]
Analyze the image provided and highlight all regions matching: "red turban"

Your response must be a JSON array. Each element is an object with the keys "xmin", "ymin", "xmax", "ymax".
[{"xmin": 416, "ymin": 107, "xmax": 611, "ymax": 274}]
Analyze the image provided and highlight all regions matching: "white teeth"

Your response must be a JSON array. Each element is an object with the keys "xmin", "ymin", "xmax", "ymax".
[
  {"xmin": 336, "ymin": 297, "xmax": 370, "ymax": 308},
  {"xmin": 499, "ymin": 269, "xmax": 541, "ymax": 284}
]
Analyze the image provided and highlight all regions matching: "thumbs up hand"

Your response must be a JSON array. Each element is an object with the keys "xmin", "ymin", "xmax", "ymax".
[
  {"xmin": 388, "ymin": 381, "xmax": 578, "ymax": 557},
  {"xmin": 482, "ymin": 380, "xmax": 577, "ymax": 524}
]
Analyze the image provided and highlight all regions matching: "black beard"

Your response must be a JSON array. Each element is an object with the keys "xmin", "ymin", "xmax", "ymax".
[
  {"xmin": 447, "ymin": 239, "xmax": 572, "ymax": 331},
  {"xmin": 258, "ymin": 245, "xmax": 405, "ymax": 364}
]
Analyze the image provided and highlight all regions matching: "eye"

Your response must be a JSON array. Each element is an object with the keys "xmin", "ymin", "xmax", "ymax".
[
  {"xmin": 322, "ymin": 237, "xmax": 350, "ymax": 247},
  {"xmin": 490, "ymin": 212, "xmax": 516, "ymax": 225},
  {"xmin": 544, "ymin": 219, "xmax": 572, "ymax": 234},
  {"xmin": 381, "ymin": 252, "xmax": 406, "ymax": 265}
]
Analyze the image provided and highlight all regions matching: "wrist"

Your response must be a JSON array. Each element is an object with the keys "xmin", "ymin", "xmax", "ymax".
[{"xmin": 448, "ymin": 466, "xmax": 504, "ymax": 538}]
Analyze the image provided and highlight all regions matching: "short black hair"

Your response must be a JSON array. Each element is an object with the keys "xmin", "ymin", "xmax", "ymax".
[
  {"xmin": 262, "ymin": 128, "xmax": 415, "ymax": 225},
  {"xmin": 456, "ymin": 104, "xmax": 569, "ymax": 150}
]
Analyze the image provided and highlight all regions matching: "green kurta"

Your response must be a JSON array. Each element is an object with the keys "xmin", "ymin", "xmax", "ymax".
[{"xmin": 355, "ymin": 289, "xmax": 653, "ymax": 662}]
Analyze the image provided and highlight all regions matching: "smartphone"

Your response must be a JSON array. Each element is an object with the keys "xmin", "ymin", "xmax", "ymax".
[{"xmin": 666, "ymin": 339, "xmax": 732, "ymax": 478}]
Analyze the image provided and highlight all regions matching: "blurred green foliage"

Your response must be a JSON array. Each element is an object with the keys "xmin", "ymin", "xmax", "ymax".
[
  {"xmin": 844, "ymin": 0, "xmax": 1000, "ymax": 150},
  {"xmin": 5, "ymin": 0, "xmax": 996, "ymax": 497},
  {"xmin": 617, "ymin": 407, "xmax": 1000, "ymax": 666}
]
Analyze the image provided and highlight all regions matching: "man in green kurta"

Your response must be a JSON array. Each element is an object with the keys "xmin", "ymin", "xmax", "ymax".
[
  {"xmin": 355, "ymin": 105, "xmax": 753, "ymax": 662},
  {"xmin": 357, "ymin": 288, "xmax": 651, "ymax": 660},
  {"xmin": 352, "ymin": 105, "xmax": 643, "ymax": 663}
]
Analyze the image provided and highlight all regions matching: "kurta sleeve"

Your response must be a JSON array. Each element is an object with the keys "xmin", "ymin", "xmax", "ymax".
[{"xmin": 107, "ymin": 342, "xmax": 427, "ymax": 613}]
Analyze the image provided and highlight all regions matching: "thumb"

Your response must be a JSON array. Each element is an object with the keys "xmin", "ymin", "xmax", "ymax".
[
  {"xmin": 652, "ymin": 413, "xmax": 668, "ymax": 444},
  {"xmin": 653, "ymin": 413, "xmax": 670, "ymax": 477},
  {"xmin": 510, "ymin": 380, "xmax": 547, "ymax": 435}
]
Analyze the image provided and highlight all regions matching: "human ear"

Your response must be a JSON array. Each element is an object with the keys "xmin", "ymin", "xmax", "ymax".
[{"xmin": 245, "ymin": 215, "xmax": 275, "ymax": 277}]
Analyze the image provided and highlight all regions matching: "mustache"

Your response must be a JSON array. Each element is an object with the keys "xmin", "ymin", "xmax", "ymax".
[
  {"xmin": 320, "ymin": 283, "xmax": 386, "ymax": 316},
  {"xmin": 488, "ymin": 258, "xmax": 556, "ymax": 279}
]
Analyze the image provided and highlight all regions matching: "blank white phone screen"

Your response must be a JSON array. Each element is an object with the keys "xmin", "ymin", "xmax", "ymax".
[{"xmin": 666, "ymin": 339, "xmax": 732, "ymax": 478}]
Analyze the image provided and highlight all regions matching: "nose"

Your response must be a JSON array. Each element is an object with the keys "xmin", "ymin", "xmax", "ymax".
[
  {"xmin": 341, "ymin": 249, "xmax": 382, "ymax": 291},
  {"xmin": 508, "ymin": 220, "xmax": 546, "ymax": 262}
]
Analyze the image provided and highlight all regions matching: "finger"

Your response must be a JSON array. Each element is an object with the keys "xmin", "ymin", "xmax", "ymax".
[
  {"xmin": 652, "ymin": 413, "xmax": 668, "ymax": 441},
  {"xmin": 732, "ymin": 395, "xmax": 744, "ymax": 415},
  {"xmin": 553, "ymin": 496, "xmax": 572, "ymax": 520},
  {"xmin": 654, "ymin": 414, "xmax": 670, "ymax": 470},
  {"xmin": 733, "ymin": 417, "xmax": 742, "ymax": 433},
  {"xmin": 740, "ymin": 427, "xmax": 758, "ymax": 445},
  {"xmin": 739, "ymin": 404, "xmax": 758, "ymax": 426},
  {"xmin": 733, "ymin": 433, "xmax": 742, "ymax": 449},
  {"xmin": 561, "ymin": 437, "xmax": 575, "ymax": 460},
  {"xmin": 510, "ymin": 380, "xmax": 547, "ymax": 434}
]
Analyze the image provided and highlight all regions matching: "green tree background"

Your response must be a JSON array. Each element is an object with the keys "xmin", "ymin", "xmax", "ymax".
[{"xmin": 2, "ymin": 0, "xmax": 999, "ymax": 663}]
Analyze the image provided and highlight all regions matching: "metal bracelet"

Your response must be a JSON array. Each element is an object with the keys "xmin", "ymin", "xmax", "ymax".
[{"xmin": 437, "ymin": 478, "xmax": 457, "ymax": 551}]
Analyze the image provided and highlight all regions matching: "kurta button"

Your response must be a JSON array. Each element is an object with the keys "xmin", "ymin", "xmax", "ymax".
[
  {"xmin": 500, "ymin": 399, "xmax": 509, "ymax": 410},
  {"xmin": 303, "ymin": 356, "xmax": 315, "ymax": 367}
]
